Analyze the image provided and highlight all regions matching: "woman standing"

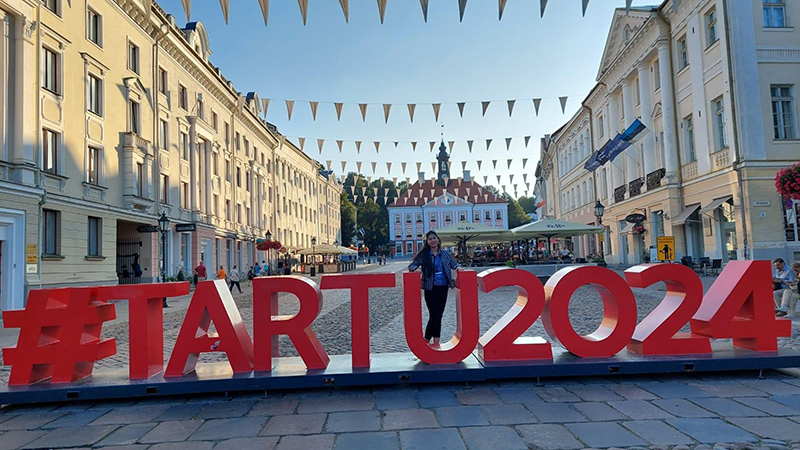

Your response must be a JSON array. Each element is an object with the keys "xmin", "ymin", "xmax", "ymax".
[
  {"xmin": 408, "ymin": 231, "xmax": 461, "ymax": 346},
  {"xmin": 229, "ymin": 266, "xmax": 242, "ymax": 293}
]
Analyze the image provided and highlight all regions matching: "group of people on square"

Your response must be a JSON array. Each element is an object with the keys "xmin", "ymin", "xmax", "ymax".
[
  {"xmin": 773, "ymin": 257, "xmax": 800, "ymax": 318},
  {"xmin": 192, "ymin": 260, "xmax": 271, "ymax": 294}
]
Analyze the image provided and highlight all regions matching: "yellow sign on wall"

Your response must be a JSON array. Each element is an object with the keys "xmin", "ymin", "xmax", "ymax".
[{"xmin": 657, "ymin": 236, "xmax": 676, "ymax": 262}]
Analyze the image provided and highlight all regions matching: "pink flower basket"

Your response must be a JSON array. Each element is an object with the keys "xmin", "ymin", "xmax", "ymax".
[{"xmin": 775, "ymin": 163, "xmax": 800, "ymax": 201}]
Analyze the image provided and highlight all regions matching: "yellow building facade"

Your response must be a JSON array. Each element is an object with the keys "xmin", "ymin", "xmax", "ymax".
[{"xmin": 0, "ymin": 0, "xmax": 341, "ymax": 310}]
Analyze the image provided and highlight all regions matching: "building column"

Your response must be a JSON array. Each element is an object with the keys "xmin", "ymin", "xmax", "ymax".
[
  {"xmin": 637, "ymin": 63, "xmax": 657, "ymax": 178},
  {"xmin": 249, "ymin": 161, "xmax": 255, "ymax": 227},
  {"xmin": 607, "ymin": 96, "xmax": 624, "ymax": 201},
  {"xmin": 622, "ymin": 78, "xmax": 639, "ymax": 184},
  {"xmin": 187, "ymin": 117, "xmax": 199, "ymax": 212},
  {"xmin": 204, "ymin": 141, "xmax": 212, "ymax": 217},
  {"xmin": 657, "ymin": 41, "xmax": 680, "ymax": 184},
  {"xmin": 10, "ymin": 13, "xmax": 38, "ymax": 186}
]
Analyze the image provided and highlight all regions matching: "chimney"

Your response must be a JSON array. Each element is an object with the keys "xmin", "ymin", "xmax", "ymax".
[
  {"xmin": 463, "ymin": 170, "xmax": 471, "ymax": 182},
  {"xmin": 418, "ymin": 172, "xmax": 425, "ymax": 184}
]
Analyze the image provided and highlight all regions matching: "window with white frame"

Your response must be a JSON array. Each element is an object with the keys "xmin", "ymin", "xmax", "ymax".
[
  {"xmin": 485, "ymin": 210, "xmax": 491, "ymax": 220},
  {"xmin": 43, "ymin": 209, "xmax": 60, "ymax": 256},
  {"xmin": 445, "ymin": 212, "xmax": 452, "ymax": 222},
  {"xmin": 212, "ymin": 111, "xmax": 218, "ymax": 131},
  {"xmin": 42, "ymin": 128, "xmax": 59, "ymax": 174},
  {"xmin": 683, "ymin": 115, "xmax": 696, "ymax": 162},
  {"xmin": 87, "ymin": 8, "xmax": 102, "ymax": 47},
  {"xmin": 474, "ymin": 211, "xmax": 480, "ymax": 221},
  {"xmin": 127, "ymin": 41, "xmax": 139, "ymax": 74},
  {"xmin": 42, "ymin": 47, "xmax": 60, "ymax": 94},
  {"xmin": 87, "ymin": 217, "xmax": 102, "ymax": 257},
  {"xmin": 764, "ymin": 0, "xmax": 787, "ymax": 28},
  {"xmin": 129, "ymin": 99, "xmax": 140, "ymax": 134},
  {"xmin": 88, "ymin": 74, "xmax": 102, "ymax": 116},
  {"xmin": 495, "ymin": 210, "xmax": 502, "ymax": 220},
  {"xmin": 712, "ymin": 97, "xmax": 728, "ymax": 151},
  {"xmin": 87, "ymin": 146, "xmax": 100, "ymax": 185},
  {"xmin": 159, "ymin": 119, "xmax": 168, "ymax": 150},
  {"xmin": 161, "ymin": 174, "xmax": 169, "ymax": 204},
  {"xmin": 42, "ymin": 0, "xmax": 59, "ymax": 14},
  {"xmin": 771, "ymin": 85, "xmax": 796, "ymax": 140},
  {"xmin": 705, "ymin": 8, "xmax": 719, "ymax": 47},
  {"xmin": 395, "ymin": 214, "xmax": 400, "ymax": 224},
  {"xmin": 597, "ymin": 115, "xmax": 604, "ymax": 138},
  {"xmin": 180, "ymin": 131, "xmax": 188, "ymax": 160},
  {"xmin": 677, "ymin": 36, "xmax": 689, "ymax": 71},
  {"xmin": 181, "ymin": 182, "xmax": 189, "ymax": 209},
  {"xmin": 653, "ymin": 60, "xmax": 661, "ymax": 90}
]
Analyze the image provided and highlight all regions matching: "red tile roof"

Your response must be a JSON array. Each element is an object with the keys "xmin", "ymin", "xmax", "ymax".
[{"xmin": 389, "ymin": 178, "xmax": 506, "ymax": 208}]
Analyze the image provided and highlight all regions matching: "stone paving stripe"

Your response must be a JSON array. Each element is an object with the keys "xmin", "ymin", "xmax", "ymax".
[
  {"xmin": 212, "ymin": 437, "xmax": 280, "ymax": 450},
  {"xmin": 94, "ymin": 423, "xmax": 157, "ymax": 447},
  {"xmin": 435, "ymin": 406, "xmax": 489, "ymax": 427},
  {"xmin": 92, "ymin": 406, "xmax": 170, "ymax": 425},
  {"xmin": 382, "ymin": 408, "xmax": 438, "ymax": 430},
  {"xmin": 572, "ymin": 402, "xmax": 629, "ymax": 421},
  {"xmin": 260, "ymin": 414, "xmax": 326, "ymax": 436},
  {"xmin": 416, "ymin": 390, "xmax": 460, "ymax": 408},
  {"xmin": 734, "ymin": 396, "xmax": 800, "ymax": 416},
  {"xmin": 93, "ymin": 445, "xmax": 150, "ymax": 450},
  {"xmin": 189, "ymin": 417, "xmax": 267, "ymax": 440},
  {"xmin": 689, "ymin": 397, "xmax": 768, "ymax": 417},
  {"xmin": 687, "ymin": 381, "xmax": 770, "ymax": 398},
  {"xmin": 608, "ymin": 400, "xmax": 675, "ymax": 420},
  {"xmin": 454, "ymin": 388, "xmax": 503, "ymax": 405},
  {"xmin": 638, "ymin": 382, "xmax": 713, "ymax": 399},
  {"xmin": 516, "ymin": 424, "xmax": 583, "ymax": 450},
  {"xmin": 773, "ymin": 394, "xmax": 800, "ymax": 411},
  {"xmin": 527, "ymin": 403, "xmax": 587, "ymax": 423},
  {"xmin": 492, "ymin": 387, "xmax": 544, "ymax": 404},
  {"xmin": 398, "ymin": 428, "xmax": 466, "ymax": 450},
  {"xmin": 566, "ymin": 422, "xmax": 647, "ymax": 448},
  {"xmin": 738, "ymin": 379, "xmax": 800, "ymax": 396},
  {"xmin": 325, "ymin": 411, "xmax": 381, "ymax": 433},
  {"xmin": 0, "ymin": 412, "xmax": 66, "ymax": 430},
  {"xmin": 564, "ymin": 385, "xmax": 625, "ymax": 402},
  {"xmin": 666, "ymin": 418, "xmax": 758, "ymax": 443},
  {"xmin": 296, "ymin": 394, "xmax": 375, "ymax": 413},
  {"xmin": 333, "ymin": 431, "xmax": 399, "ymax": 450},
  {"xmin": 275, "ymin": 434, "xmax": 335, "ymax": 450},
  {"xmin": 248, "ymin": 398, "xmax": 299, "ymax": 417},
  {"xmin": 727, "ymin": 417, "xmax": 800, "ymax": 441},
  {"xmin": 621, "ymin": 420, "xmax": 694, "ymax": 445},
  {"xmin": 154, "ymin": 404, "xmax": 204, "ymax": 421},
  {"xmin": 479, "ymin": 404, "xmax": 538, "ymax": 425},
  {"xmin": 23, "ymin": 424, "xmax": 117, "ymax": 449},
  {"xmin": 40, "ymin": 410, "xmax": 109, "ymax": 429},
  {"xmin": 195, "ymin": 400, "xmax": 257, "ymax": 419},
  {"xmin": 0, "ymin": 430, "xmax": 47, "ymax": 450},
  {"xmin": 652, "ymin": 399, "xmax": 718, "ymax": 418},
  {"xmin": 533, "ymin": 387, "xmax": 581, "ymax": 402},
  {"xmin": 605, "ymin": 384, "xmax": 660, "ymax": 400},
  {"xmin": 459, "ymin": 425, "xmax": 528, "ymax": 450},
  {"xmin": 149, "ymin": 442, "xmax": 215, "ymax": 450},
  {"xmin": 140, "ymin": 420, "xmax": 204, "ymax": 443},
  {"xmin": 374, "ymin": 392, "xmax": 418, "ymax": 410}
]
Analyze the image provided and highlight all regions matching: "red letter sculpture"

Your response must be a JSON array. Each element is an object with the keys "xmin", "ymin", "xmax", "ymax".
[
  {"xmin": 625, "ymin": 264, "xmax": 711, "ymax": 355},
  {"xmin": 2, "ymin": 287, "xmax": 116, "ymax": 385},
  {"xmin": 542, "ymin": 266, "xmax": 637, "ymax": 358},
  {"xmin": 403, "ymin": 270, "xmax": 480, "ymax": 365},
  {"xmin": 253, "ymin": 276, "xmax": 330, "ymax": 372},
  {"xmin": 99, "ymin": 283, "xmax": 190, "ymax": 379},
  {"xmin": 691, "ymin": 260, "xmax": 791, "ymax": 351},
  {"xmin": 165, "ymin": 280, "xmax": 254, "ymax": 377},
  {"xmin": 320, "ymin": 273, "xmax": 396, "ymax": 368},
  {"xmin": 477, "ymin": 268, "xmax": 552, "ymax": 363}
]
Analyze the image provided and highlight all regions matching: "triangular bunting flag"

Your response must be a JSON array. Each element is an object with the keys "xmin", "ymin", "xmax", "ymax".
[
  {"xmin": 419, "ymin": 0, "xmax": 429, "ymax": 22},
  {"xmin": 326, "ymin": 160, "xmax": 332, "ymax": 170},
  {"xmin": 507, "ymin": 100, "xmax": 516, "ymax": 117},
  {"xmin": 411, "ymin": 142, "xmax": 418, "ymax": 151},
  {"xmin": 394, "ymin": 142, "xmax": 399, "ymax": 148},
  {"xmin": 180, "ymin": 0, "xmax": 191, "ymax": 21},
  {"xmin": 371, "ymin": 162, "xmax": 377, "ymax": 173},
  {"xmin": 401, "ymin": 162, "xmax": 407, "ymax": 173},
  {"xmin": 626, "ymin": 0, "xmax": 633, "ymax": 14},
  {"xmin": 524, "ymin": 136, "xmax": 531, "ymax": 147},
  {"xmin": 559, "ymin": 96, "xmax": 568, "ymax": 113},
  {"xmin": 339, "ymin": 0, "xmax": 349, "ymax": 21},
  {"xmin": 361, "ymin": 186, "xmax": 367, "ymax": 196},
  {"xmin": 431, "ymin": 162, "xmax": 437, "ymax": 173},
  {"xmin": 457, "ymin": 102, "xmax": 466, "ymax": 117},
  {"xmin": 392, "ymin": 177, "xmax": 398, "ymax": 185},
  {"xmin": 406, "ymin": 177, "xmax": 411, "ymax": 185},
  {"xmin": 448, "ymin": 141, "xmax": 455, "ymax": 152},
  {"xmin": 297, "ymin": 0, "xmax": 308, "ymax": 24},
  {"xmin": 484, "ymin": 193, "xmax": 489, "ymax": 202},
  {"xmin": 461, "ymin": 161, "xmax": 467, "ymax": 171},
  {"xmin": 492, "ymin": 160, "xmax": 498, "ymax": 169},
  {"xmin": 336, "ymin": 140, "xmax": 343, "ymax": 153},
  {"xmin": 467, "ymin": 140, "xmax": 474, "ymax": 153},
  {"xmin": 507, "ymin": 159, "xmax": 513, "ymax": 169},
  {"xmin": 533, "ymin": 98, "xmax": 542, "ymax": 116},
  {"xmin": 539, "ymin": 0, "xmax": 548, "ymax": 17},
  {"xmin": 522, "ymin": 158, "xmax": 528, "ymax": 169},
  {"xmin": 317, "ymin": 139, "xmax": 324, "ymax": 154},
  {"xmin": 458, "ymin": 0, "xmax": 468, "ymax": 21},
  {"xmin": 341, "ymin": 161, "xmax": 347, "ymax": 172},
  {"xmin": 355, "ymin": 141, "xmax": 362, "ymax": 153},
  {"xmin": 383, "ymin": 104, "xmax": 392, "ymax": 123},
  {"xmin": 582, "ymin": 0, "xmax": 590, "ymax": 16},
  {"xmin": 482, "ymin": 101, "xmax": 490, "ymax": 117},
  {"xmin": 497, "ymin": 175, "xmax": 502, "ymax": 184},
  {"xmin": 374, "ymin": 142, "xmax": 381, "ymax": 153},
  {"xmin": 509, "ymin": 174, "xmax": 515, "ymax": 183},
  {"xmin": 498, "ymin": 0, "xmax": 508, "ymax": 20},
  {"xmin": 505, "ymin": 138, "xmax": 512, "ymax": 151},
  {"xmin": 483, "ymin": 176, "xmax": 488, "ymax": 185},
  {"xmin": 359, "ymin": 103, "xmax": 368, "ymax": 122},
  {"xmin": 407, "ymin": 104, "xmax": 416, "ymax": 123},
  {"xmin": 384, "ymin": 196, "xmax": 389, "ymax": 204},
  {"xmin": 310, "ymin": 101, "xmax": 319, "ymax": 120},
  {"xmin": 373, "ymin": 187, "xmax": 378, "ymax": 197},
  {"xmin": 430, "ymin": 141, "xmax": 436, "ymax": 152},
  {"xmin": 285, "ymin": 100, "xmax": 294, "ymax": 120},
  {"xmin": 523, "ymin": 173, "xmax": 528, "ymax": 182},
  {"xmin": 386, "ymin": 162, "xmax": 393, "ymax": 172},
  {"xmin": 377, "ymin": 0, "xmax": 388, "ymax": 24},
  {"xmin": 416, "ymin": 162, "xmax": 422, "ymax": 172},
  {"xmin": 334, "ymin": 102, "xmax": 344, "ymax": 121},
  {"xmin": 298, "ymin": 137, "xmax": 306, "ymax": 151},
  {"xmin": 432, "ymin": 103, "xmax": 441, "ymax": 122},
  {"xmin": 357, "ymin": 162, "xmax": 362, "ymax": 173},
  {"xmin": 262, "ymin": 98, "xmax": 270, "ymax": 118},
  {"xmin": 486, "ymin": 139, "xmax": 493, "ymax": 150},
  {"xmin": 477, "ymin": 160, "xmax": 483, "ymax": 170}
]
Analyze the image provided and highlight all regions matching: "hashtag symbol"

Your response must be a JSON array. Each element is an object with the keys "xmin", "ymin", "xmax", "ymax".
[{"xmin": 2, "ymin": 287, "xmax": 116, "ymax": 386}]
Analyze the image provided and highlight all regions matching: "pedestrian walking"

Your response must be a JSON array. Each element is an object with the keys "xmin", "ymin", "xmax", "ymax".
[
  {"xmin": 253, "ymin": 262, "xmax": 262, "ymax": 277},
  {"xmin": 217, "ymin": 265, "xmax": 226, "ymax": 281},
  {"xmin": 408, "ymin": 230, "xmax": 461, "ymax": 346},
  {"xmin": 194, "ymin": 261, "xmax": 207, "ymax": 282},
  {"xmin": 229, "ymin": 266, "xmax": 242, "ymax": 293}
]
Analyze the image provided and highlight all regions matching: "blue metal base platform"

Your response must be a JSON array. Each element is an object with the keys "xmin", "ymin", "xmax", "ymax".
[{"xmin": 1, "ymin": 344, "xmax": 799, "ymax": 405}]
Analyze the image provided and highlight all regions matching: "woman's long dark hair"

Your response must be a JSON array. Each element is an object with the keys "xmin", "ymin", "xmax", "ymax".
[{"xmin": 413, "ymin": 230, "xmax": 443, "ymax": 276}]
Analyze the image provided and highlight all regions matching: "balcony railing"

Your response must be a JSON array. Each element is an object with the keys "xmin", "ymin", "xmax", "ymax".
[
  {"xmin": 629, "ymin": 178, "xmax": 644, "ymax": 198},
  {"xmin": 614, "ymin": 185, "xmax": 626, "ymax": 203},
  {"xmin": 682, "ymin": 161, "xmax": 699, "ymax": 181},
  {"xmin": 646, "ymin": 169, "xmax": 666, "ymax": 191},
  {"xmin": 711, "ymin": 149, "xmax": 731, "ymax": 172}
]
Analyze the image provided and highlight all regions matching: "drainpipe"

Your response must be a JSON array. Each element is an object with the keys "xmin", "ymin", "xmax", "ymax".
[
  {"xmin": 34, "ymin": 5, "xmax": 43, "ymax": 290},
  {"xmin": 152, "ymin": 21, "xmax": 169, "ymax": 220},
  {"xmin": 582, "ymin": 101, "xmax": 600, "ymax": 256},
  {"xmin": 720, "ymin": 0, "xmax": 749, "ymax": 260}
]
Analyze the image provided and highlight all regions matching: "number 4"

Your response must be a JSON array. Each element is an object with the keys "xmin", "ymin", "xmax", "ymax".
[{"xmin": 691, "ymin": 261, "xmax": 791, "ymax": 351}]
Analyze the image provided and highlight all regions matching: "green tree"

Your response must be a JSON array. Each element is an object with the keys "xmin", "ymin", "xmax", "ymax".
[
  {"xmin": 357, "ymin": 200, "xmax": 389, "ymax": 249},
  {"xmin": 518, "ymin": 196, "xmax": 537, "ymax": 214},
  {"xmin": 339, "ymin": 192, "xmax": 356, "ymax": 246},
  {"xmin": 508, "ymin": 197, "xmax": 532, "ymax": 228}
]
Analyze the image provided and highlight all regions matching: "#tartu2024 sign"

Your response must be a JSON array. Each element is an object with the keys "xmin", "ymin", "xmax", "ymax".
[{"xmin": 1, "ymin": 261, "xmax": 791, "ymax": 386}]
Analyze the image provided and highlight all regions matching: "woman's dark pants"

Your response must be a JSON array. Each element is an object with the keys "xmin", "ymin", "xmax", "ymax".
[
  {"xmin": 229, "ymin": 281, "xmax": 242, "ymax": 293},
  {"xmin": 424, "ymin": 285, "xmax": 450, "ymax": 340}
]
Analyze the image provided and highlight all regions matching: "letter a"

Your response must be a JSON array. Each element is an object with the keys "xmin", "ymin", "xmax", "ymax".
[
  {"xmin": 253, "ymin": 276, "xmax": 330, "ymax": 371},
  {"xmin": 165, "ymin": 280, "xmax": 254, "ymax": 377},
  {"xmin": 403, "ymin": 271, "xmax": 480, "ymax": 364}
]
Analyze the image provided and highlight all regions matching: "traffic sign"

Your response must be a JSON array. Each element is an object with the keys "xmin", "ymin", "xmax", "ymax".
[{"xmin": 657, "ymin": 236, "xmax": 675, "ymax": 262}]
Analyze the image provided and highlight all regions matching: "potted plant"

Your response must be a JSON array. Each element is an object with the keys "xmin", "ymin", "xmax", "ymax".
[{"xmin": 775, "ymin": 163, "xmax": 800, "ymax": 200}]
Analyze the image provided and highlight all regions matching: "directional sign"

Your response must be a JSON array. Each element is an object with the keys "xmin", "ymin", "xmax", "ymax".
[
  {"xmin": 175, "ymin": 223, "xmax": 197, "ymax": 232},
  {"xmin": 137, "ymin": 225, "xmax": 158, "ymax": 233},
  {"xmin": 657, "ymin": 236, "xmax": 675, "ymax": 262}
]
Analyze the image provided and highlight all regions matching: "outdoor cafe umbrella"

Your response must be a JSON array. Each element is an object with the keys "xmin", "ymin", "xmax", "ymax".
[
  {"xmin": 297, "ymin": 244, "xmax": 346, "ymax": 255},
  {"xmin": 434, "ymin": 222, "xmax": 513, "ymax": 263},
  {"xmin": 511, "ymin": 218, "xmax": 603, "ymax": 257}
]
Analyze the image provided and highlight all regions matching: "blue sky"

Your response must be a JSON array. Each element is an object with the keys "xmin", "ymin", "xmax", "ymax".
[{"xmin": 158, "ymin": 0, "xmax": 653, "ymax": 197}]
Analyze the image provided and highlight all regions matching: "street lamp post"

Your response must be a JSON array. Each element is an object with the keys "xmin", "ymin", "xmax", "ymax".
[
  {"xmin": 594, "ymin": 200, "xmax": 606, "ymax": 266},
  {"xmin": 265, "ymin": 230, "xmax": 272, "ymax": 276},
  {"xmin": 157, "ymin": 212, "xmax": 170, "ymax": 308},
  {"xmin": 310, "ymin": 237, "xmax": 317, "ymax": 277}
]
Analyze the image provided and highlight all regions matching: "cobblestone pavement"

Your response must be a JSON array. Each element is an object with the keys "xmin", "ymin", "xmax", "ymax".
[{"xmin": 2, "ymin": 262, "xmax": 800, "ymax": 449}]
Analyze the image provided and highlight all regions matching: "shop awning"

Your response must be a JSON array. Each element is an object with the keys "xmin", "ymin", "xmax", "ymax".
[
  {"xmin": 700, "ymin": 195, "xmax": 733, "ymax": 214},
  {"xmin": 620, "ymin": 222, "xmax": 636, "ymax": 235},
  {"xmin": 672, "ymin": 204, "xmax": 701, "ymax": 225}
]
